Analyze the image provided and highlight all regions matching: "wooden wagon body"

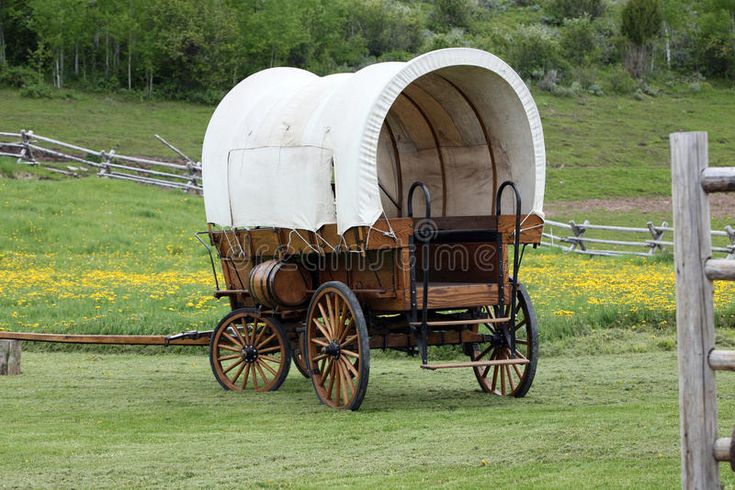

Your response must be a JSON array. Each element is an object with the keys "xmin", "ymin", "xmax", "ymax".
[{"xmin": 199, "ymin": 48, "xmax": 547, "ymax": 409}]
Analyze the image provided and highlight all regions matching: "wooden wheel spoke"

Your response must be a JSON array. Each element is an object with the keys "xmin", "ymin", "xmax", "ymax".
[
  {"xmin": 251, "ymin": 364, "xmax": 259, "ymax": 389},
  {"xmin": 223, "ymin": 358, "xmax": 244, "ymax": 375},
  {"xmin": 341, "ymin": 334, "xmax": 358, "ymax": 348},
  {"xmin": 233, "ymin": 320, "xmax": 247, "ymax": 344},
  {"xmin": 218, "ymin": 344, "xmax": 241, "ymax": 353},
  {"xmin": 311, "ymin": 337, "xmax": 330, "ymax": 348},
  {"xmin": 512, "ymin": 361, "xmax": 524, "ymax": 379},
  {"xmin": 341, "ymin": 348, "xmax": 359, "ymax": 359},
  {"xmin": 258, "ymin": 345, "xmax": 281, "ymax": 354},
  {"xmin": 256, "ymin": 333, "xmax": 277, "ymax": 349},
  {"xmin": 241, "ymin": 363, "xmax": 251, "ymax": 390},
  {"xmin": 490, "ymin": 349, "xmax": 500, "ymax": 391},
  {"xmin": 313, "ymin": 318, "xmax": 332, "ymax": 341},
  {"xmin": 326, "ymin": 294, "xmax": 337, "ymax": 336},
  {"xmin": 317, "ymin": 303, "xmax": 334, "ymax": 338},
  {"xmin": 506, "ymin": 365, "xmax": 515, "ymax": 391},
  {"xmin": 253, "ymin": 323, "xmax": 267, "ymax": 345},
  {"xmin": 318, "ymin": 358, "xmax": 333, "ymax": 386},
  {"xmin": 230, "ymin": 362, "xmax": 246, "ymax": 385},
  {"xmin": 334, "ymin": 362, "xmax": 342, "ymax": 404},
  {"xmin": 338, "ymin": 319, "xmax": 353, "ymax": 344},
  {"xmin": 500, "ymin": 364, "xmax": 506, "ymax": 395},
  {"xmin": 258, "ymin": 359, "xmax": 278, "ymax": 376},
  {"xmin": 218, "ymin": 354, "xmax": 241, "ymax": 362},
  {"xmin": 514, "ymin": 319, "xmax": 527, "ymax": 332},
  {"xmin": 475, "ymin": 344, "xmax": 493, "ymax": 361},
  {"xmin": 222, "ymin": 332, "xmax": 242, "ymax": 348},
  {"xmin": 254, "ymin": 361, "xmax": 269, "ymax": 387},
  {"xmin": 326, "ymin": 362, "xmax": 337, "ymax": 399},
  {"xmin": 336, "ymin": 298, "xmax": 347, "ymax": 339},
  {"xmin": 338, "ymin": 362, "xmax": 350, "ymax": 403},
  {"xmin": 312, "ymin": 353, "xmax": 329, "ymax": 362},
  {"xmin": 259, "ymin": 355, "xmax": 282, "ymax": 364},
  {"xmin": 341, "ymin": 357, "xmax": 359, "ymax": 378}
]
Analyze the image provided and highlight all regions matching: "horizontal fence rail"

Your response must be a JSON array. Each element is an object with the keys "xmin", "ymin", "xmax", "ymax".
[
  {"xmin": 542, "ymin": 218, "xmax": 735, "ymax": 259},
  {"xmin": 0, "ymin": 129, "xmax": 202, "ymax": 193},
  {"xmin": 3, "ymin": 130, "xmax": 732, "ymax": 262}
]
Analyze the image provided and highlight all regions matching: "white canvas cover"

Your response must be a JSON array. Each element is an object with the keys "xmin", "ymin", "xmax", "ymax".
[
  {"xmin": 202, "ymin": 48, "xmax": 546, "ymax": 234},
  {"xmin": 226, "ymin": 146, "xmax": 335, "ymax": 230}
]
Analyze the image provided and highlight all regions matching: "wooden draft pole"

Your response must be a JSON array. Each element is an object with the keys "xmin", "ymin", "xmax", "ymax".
[{"xmin": 671, "ymin": 131, "xmax": 735, "ymax": 488}]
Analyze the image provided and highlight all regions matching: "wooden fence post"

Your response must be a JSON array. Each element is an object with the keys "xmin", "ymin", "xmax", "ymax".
[
  {"xmin": 0, "ymin": 340, "xmax": 21, "ymax": 375},
  {"xmin": 671, "ymin": 131, "xmax": 720, "ymax": 489}
]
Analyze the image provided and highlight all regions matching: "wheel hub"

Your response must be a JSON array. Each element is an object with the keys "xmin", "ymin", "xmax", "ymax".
[
  {"xmin": 242, "ymin": 345, "xmax": 258, "ymax": 363},
  {"xmin": 323, "ymin": 340, "xmax": 341, "ymax": 358}
]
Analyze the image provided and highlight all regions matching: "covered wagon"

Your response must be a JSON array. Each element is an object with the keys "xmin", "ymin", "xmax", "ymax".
[{"xmin": 200, "ymin": 48, "xmax": 546, "ymax": 410}]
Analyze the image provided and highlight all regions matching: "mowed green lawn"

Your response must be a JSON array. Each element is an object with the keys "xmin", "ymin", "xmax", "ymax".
[{"xmin": 0, "ymin": 350, "xmax": 734, "ymax": 488}]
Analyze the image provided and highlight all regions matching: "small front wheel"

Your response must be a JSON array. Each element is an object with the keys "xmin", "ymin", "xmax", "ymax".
[
  {"xmin": 209, "ymin": 309, "xmax": 291, "ymax": 392},
  {"xmin": 305, "ymin": 281, "xmax": 370, "ymax": 410},
  {"xmin": 470, "ymin": 284, "xmax": 538, "ymax": 397}
]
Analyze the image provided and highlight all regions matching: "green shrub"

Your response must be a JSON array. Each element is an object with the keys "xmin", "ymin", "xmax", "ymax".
[
  {"xmin": 545, "ymin": 0, "xmax": 606, "ymax": 23},
  {"xmin": 507, "ymin": 24, "xmax": 564, "ymax": 78},
  {"xmin": 604, "ymin": 65, "xmax": 637, "ymax": 94},
  {"xmin": 19, "ymin": 82, "xmax": 53, "ymax": 99},
  {"xmin": 588, "ymin": 83, "xmax": 605, "ymax": 96},
  {"xmin": 0, "ymin": 65, "xmax": 40, "ymax": 88},
  {"xmin": 560, "ymin": 17, "xmax": 600, "ymax": 65}
]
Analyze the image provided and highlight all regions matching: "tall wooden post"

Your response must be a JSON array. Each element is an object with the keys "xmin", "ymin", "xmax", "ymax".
[
  {"xmin": 0, "ymin": 340, "xmax": 21, "ymax": 375},
  {"xmin": 671, "ymin": 131, "xmax": 720, "ymax": 489}
]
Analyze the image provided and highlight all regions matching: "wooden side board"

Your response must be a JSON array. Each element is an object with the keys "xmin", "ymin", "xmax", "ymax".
[{"xmin": 207, "ymin": 214, "xmax": 534, "ymax": 311}]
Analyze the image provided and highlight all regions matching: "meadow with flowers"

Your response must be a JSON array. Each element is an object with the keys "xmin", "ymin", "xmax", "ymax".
[{"xmin": 1, "ymin": 155, "xmax": 733, "ymax": 357}]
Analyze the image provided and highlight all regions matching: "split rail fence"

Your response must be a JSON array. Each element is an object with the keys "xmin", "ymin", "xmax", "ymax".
[
  {"xmin": 0, "ymin": 129, "xmax": 201, "ymax": 193},
  {"xmin": 672, "ymin": 131, "xmax": 735, "ymax": 488},
  {"xmin": 2, "ymin": 129, "xmax": 733, "ymax": 262},
  {"xmin": 543, "ymin": 219, "xmax": 734, "ymax": 259}
]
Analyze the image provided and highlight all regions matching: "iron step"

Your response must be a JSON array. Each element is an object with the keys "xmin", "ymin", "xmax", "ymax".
[{"xmin": 421, "ymin": 358, "xmax": 529, "ymax": 370}]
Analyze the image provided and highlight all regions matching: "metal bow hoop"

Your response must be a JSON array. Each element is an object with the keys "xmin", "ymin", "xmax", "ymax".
[
  {"xmin": 407, "ymin": 181, "xmax": 432, "ymax": 363},
  {"xmin": 496, "ymin": 180, "xmax": 522, "ymax": 355}
]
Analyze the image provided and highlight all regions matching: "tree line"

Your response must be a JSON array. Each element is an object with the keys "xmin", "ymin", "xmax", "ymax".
[{"xmin": 0, "ymin": 0, "xmax": 733, "ymax": 103}]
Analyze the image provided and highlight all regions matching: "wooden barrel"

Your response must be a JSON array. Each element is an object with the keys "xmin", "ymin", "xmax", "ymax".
[{"xmin": 248, "ymin": 259, "xmax": 312, "ymax": 308}]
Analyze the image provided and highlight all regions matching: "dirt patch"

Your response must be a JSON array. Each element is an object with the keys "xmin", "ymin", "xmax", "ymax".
[{"xmin": 546, "ymin": 194, "xmax": 735, "ymax": 220}]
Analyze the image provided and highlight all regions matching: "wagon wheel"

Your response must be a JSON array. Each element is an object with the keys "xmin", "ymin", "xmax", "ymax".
[
  {"xmin": 305, "ymin": 281, "xmax": 370, "ymax": 410},
  {"xmin": 209, "ymin": 309, "xmax": 291, "ymax": 392},
  {"xmin": 292, "ymin": 332, "xmax": 310, "ymax": 378},
  {"xmin": 470, "ymin": 284, "xmax": 538, "ymax": 397}
]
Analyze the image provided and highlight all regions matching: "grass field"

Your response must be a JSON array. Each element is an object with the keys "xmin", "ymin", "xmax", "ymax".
[
  {"xmin": 1, "ymin": 86, "xmax": 735, "ymax": 487},
  {"xmin": 2, "ymin": 350, "xmax": 735, "ymax": 488},
  {"xmin": 3, "ymin": 86, "xmax": 735, "ymax": 202}
]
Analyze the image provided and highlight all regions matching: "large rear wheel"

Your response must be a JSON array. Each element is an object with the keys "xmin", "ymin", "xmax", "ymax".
[{"xmin": 305, "ymin": 281, "xmax": 370, "ymax": 410}]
